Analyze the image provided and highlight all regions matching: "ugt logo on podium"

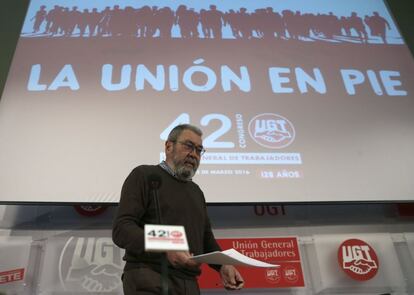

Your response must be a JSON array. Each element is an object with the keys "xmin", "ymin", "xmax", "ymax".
[{"xmin": 337, "ymin": 238, "xmax": 379, "ymax": 281}]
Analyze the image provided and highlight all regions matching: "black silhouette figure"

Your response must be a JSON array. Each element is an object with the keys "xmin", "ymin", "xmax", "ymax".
[
  {"xmin": 200, "ymin": 9, "xmax": 210, "ymax": 38},
  {"xmin": 157, "ymin": 7, "xmax": 175, "ymax": 38},
  {"xmin": 176, "ymin": 5, "xmax": 189, "ymax": 38},
  {"xmin": 28, "ymin": 4, "xmax": 394, "ymax": 45},
  {"xmin": 135, "ymin": 6, "xmax": 150, "ymax": 38},
  {"xmin": 205, "ymin": 5, "xmax": 224, "ymax": 39},
  {"xmin": 31, "ymin": 5, "xmax": 47, "ymax": 33},
  {"xmin": 237, "ymin": 8, "xmax": 252, "ymax": 39},
  {"xmin": 224, "ymin": 9, "xmax": 240, "ymax": 39},
  {"xmin": 282, "ymin": 10, "xmax": 296, "ymax": 39},
  {"xmin": 146, "ymin": 6, "xmax": 159, "ymax": 37},
  {"xmin": 348, "ymin": 12, "xmax": 367, "ymax": 43},
  {"xmin": 98, "ymin": 7, "xmax": 111, "ymax": 36},
  {"xmin": 44, "ymin": 5, "xmax": 60, "ymax": 34},
  {"xmin": 264, "ymin": 7, "xmax": 284, "ymax": 39},
  {"xmin": 365, "ymin": 11, "xmax": 391, "ymax": 44},
  {"xmin": 339, "ymin": 16, "xmax": 351, "ymax": 37},
  {"xmin": 66, "ymin": 6, "xmax": 81, "ymax": 36},
  {"xmin": 78, "ymin": 9, "xmax": 89, "ymax": 37},
  {"xmin": 87, "ymin": 8, "xmax": 102, "ymax": 37}
]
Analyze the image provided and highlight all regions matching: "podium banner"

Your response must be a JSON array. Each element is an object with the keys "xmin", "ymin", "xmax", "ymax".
[{"xmin": 198, "ymin": 237, "xmax": 304, "ymax": 288}]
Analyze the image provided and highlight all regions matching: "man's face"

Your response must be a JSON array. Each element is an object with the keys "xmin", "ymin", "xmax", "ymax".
[{"xmin": 165, "ymin": 130, "xmax": 203, "ymax": 181}]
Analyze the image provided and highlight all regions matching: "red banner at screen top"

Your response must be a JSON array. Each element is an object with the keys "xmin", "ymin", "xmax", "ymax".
[{"xmin": 198, "ymin": 237, "xmax": 304, "ymax": 289}]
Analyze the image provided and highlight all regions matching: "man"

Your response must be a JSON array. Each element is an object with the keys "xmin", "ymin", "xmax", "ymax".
[
  {"xmin": 368, "ymin": 12, "xmax": 391, "ymax": 44},
  {"xmin": 113, "ymin": 124, "xmax": 244, "ymax": 294}
]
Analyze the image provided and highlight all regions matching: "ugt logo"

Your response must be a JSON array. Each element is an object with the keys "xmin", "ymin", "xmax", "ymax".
[
  {"xmin": 337, "ymin": 239, "xmax": 379, "ymax": 281},
  {"xmin": 248, "ymin": 113, "xmax": 295, "ymax": 149},
  {"xmin": 265, "ymin": 268, "xmax": 281, "ymax": 284},
  {"xmin": 59, "ymin": 237, "xmax": 123, "ymax": 292}
]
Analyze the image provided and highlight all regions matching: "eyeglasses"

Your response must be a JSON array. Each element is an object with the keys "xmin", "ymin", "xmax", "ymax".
[{"xmin": 175, "ymin": 140, "xmax": 206, "ymax": 156}]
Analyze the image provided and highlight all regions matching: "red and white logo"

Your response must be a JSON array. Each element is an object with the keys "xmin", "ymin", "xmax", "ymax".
[
  {"xmin": 265, "ymin": 268, "xmax": 281, "ymax": 284},
  {"xmin": 283, "ymin": 265, "xmax": 299, "ymax": 283},
  {"xmin": 248, "ymin": 113, "xmax": 295, "ymax": 149},
  {"xmin": 338, "ymin": 239, "xmax": 379, "ymax": 281},
  {"xmin": 0, "ymin": 268, "xmax": 25, "ymax": 284},
  {"xmin": 170, "ymin": 231, "xmax": 183, "ymax": 238},
  {"xmin": 74, "ymin": 205, "xmax": 108, "ymax": 217}
]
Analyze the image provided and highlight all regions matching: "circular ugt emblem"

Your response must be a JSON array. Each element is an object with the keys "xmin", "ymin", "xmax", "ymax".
[
  {"xmin": 59, "ymin": 237, "xmax": 123, "ymax": 292},
  {"xmin": 337, "ymin": 239, "xmax": 379, "ymax": 281},
  {"xmin": 282, "ymin": 264, "xmax": 299, "ymax": 283},
  {"xmin": 74, "ymin": 205, "xmax": 108, "ymax": 217},
  {"xmin": 265, "ymin": 268, "xmax": 281, "ymax": 284},
  {"xmin": 170, "ymin": 231, "xmax": 183, "ymax": 238},
  {"xmin": 248, "ymin": 113, "xmax": 295, "ymax": 149}
]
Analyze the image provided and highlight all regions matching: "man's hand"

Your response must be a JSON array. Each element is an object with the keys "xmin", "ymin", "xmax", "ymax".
[
  {"xmin": 166, "ymin": 251, "xmax": 200, "ymax": 270},
  {"xmin": 220, "ymin": 265, "xmax": 244, "ymax": 290}
]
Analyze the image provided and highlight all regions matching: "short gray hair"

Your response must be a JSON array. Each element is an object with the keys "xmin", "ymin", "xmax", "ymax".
[{"xmin": 167, "ymin": 124, "xmax": 203, "ymax": 142}]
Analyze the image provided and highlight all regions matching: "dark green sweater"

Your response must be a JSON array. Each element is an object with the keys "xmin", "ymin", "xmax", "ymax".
[{"xmin": 112, "ymin": 165, "xmax": 221, "ymax": 279}]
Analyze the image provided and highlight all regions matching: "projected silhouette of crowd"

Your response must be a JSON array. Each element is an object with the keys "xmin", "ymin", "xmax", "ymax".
[{"xmin": 29, "ymin": 4, "xmax": 392, "ymax": 44}]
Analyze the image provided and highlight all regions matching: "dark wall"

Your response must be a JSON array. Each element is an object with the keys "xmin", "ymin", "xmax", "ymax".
[
  {"xmin": 386, "ymin": 0, "xmax": 414, "ymax": 50},
  {"xmin": 0, "ymin": 0, "xmax": 413, "ymax": 97},
  {"xmin": 0, "ymin": 1, "xmax": 29, "ymax": 96}
]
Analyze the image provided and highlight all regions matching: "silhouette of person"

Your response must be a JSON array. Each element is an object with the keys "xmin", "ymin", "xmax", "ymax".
[
  {"xmin": 157, "ymin": 7, "xmax": 175, "ymax": 38},
  {"xmin": 282, "ymin": 10, "xmax": 296, "ymax": 39},
  {"xmin": 366, "ymin": 12, "xmax": 391, "ymax": 44},
  {"xmin": 311, "ymin": 13, "xmax": 322, "ymax": 37},
  {"xmin": 136, "ymin": 6, "xmax": 152, "ymax": 38},
  {"xmin": 176, "ymin": 5, "xmax": 195, "ymax": 39},
  {"xmin": 205, "ymin": 5, "xmax": 224, "ymax": 39},
  {"xmin": 52, "ymin": 6, "xmax": 66, "ymax": 36},
  {"xmin": 88, "ymin": 8, "xmax": 102, "ymax": 37},
  {"xmin": 31, "ymin": 5, "xmax": 47, "ymax": 33},
  {"xmin": 325, "ymin": 12, "xmax": 340, "ymax": 39},
  {"xmin": 121, "ymin": 6, "xmax": 138, "ymax": 37},
  {"xmin": 176, "ymin": 5, "xmax": 187, "ymax": 38},
  {"xmin": 263, "ymin": 7, "xmax": 284, "ymax": 39},
  {"xmin": 200, "ymin": 9, "xmax": 210, "ymax": 38},
  {"xmin": 348, "ymin": 12, "xmax": 367, "ymax": 43},
  {"xmin": 109, "ymin": 5, "xmax": 123, "ymax": 36},
  {"xmin": 146, "ymin": 6, "xmax": 159, "ymax": 37},
  {"xmin": 301, "ymin": 13, "xmax": 315, "ymax": 39},
  {"xmin": 252, "ymin": 8, "xmax": 266, "ymax": 38},
  {"xmin": 78, "ymin": 9, "xmax": 90, "ymax": 37},
  {"xmin": 44, "ymin": 5, "xmax": 60, "ymax": 34},
  {"xmin": 188, "ymin": 8, "xmax": 200, "ymax": 38},
  {"xmin": 98, "ymin": 6, "xmax": 111, "ymax": 36},
  {"xmin": 224, "ymin": 9, "xmax": 240, "ymax": 39},
  {"xmin": 237, "ymin": 7, "xmax": 252, "ymax": 39},
  {"xmin": 66, "ymin": 6, "xmax": 82, "ymax": 36},
  {"xmin": 339, "ymin": 16, "xmax": 351, "ymax": 37},
  {"xmin": 292, "ymin": 11, "xmax": 307, "ymax": 40}
]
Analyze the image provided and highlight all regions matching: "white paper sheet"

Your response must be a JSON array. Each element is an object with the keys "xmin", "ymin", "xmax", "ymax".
[{"xmin": 191, "ymin": 248, "xmax": 279, "ymax": 268}]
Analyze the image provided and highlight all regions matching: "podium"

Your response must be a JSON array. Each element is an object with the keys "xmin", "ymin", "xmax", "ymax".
[{"xmin": 145, "ymin": 224, "xmax": 189, "ymax": 295}]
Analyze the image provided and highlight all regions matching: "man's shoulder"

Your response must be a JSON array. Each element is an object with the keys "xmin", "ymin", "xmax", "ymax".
[
  {"xmin": 130, "ymin": 164, "xmax": 162, "ymax": 175},
  {"xmin": 125, "ymin": 164, "xmax": 166, "ymax": 185}
]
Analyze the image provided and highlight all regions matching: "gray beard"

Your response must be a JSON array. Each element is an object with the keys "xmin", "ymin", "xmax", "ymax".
[{"xmin": 174, "ymin": 163, "xmax": 196, "ymax": 181}]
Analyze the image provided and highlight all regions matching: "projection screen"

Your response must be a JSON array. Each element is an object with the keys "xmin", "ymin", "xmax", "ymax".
[{"xmin": 0, "ymin": 0, "xmax": 413, "ymax": 203}]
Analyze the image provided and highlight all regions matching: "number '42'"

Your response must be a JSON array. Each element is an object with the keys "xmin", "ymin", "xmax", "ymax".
[
  {"xmin": 148, "ymin": 229, "xmax": 168, "ymax": 238},
  {"xmin": 160, "ymin": 113, "xmax": 235, "ymax": 148}
]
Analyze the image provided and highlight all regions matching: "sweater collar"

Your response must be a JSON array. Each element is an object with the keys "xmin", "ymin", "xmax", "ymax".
[{"xmin": 159, "ymin": 161, "xmax": 192, "ymax": 181}]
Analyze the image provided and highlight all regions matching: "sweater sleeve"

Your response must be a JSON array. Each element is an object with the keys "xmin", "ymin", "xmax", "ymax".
[
  {"xmin": 202, "ymin": 201, "xmax": 223, "ymax": 272},
  {"xmin": 112, "ymin": 167, "xmax": 149, "ymax": 257}
]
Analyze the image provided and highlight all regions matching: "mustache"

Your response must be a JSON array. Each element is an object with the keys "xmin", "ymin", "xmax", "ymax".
[{"xmin": 185, "ymin": 156, "xmax": 199, "ymax": 166}]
